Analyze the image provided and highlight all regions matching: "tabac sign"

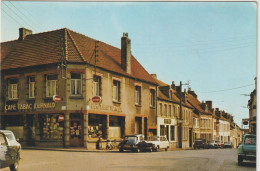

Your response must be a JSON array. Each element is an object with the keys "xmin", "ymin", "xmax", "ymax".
[{"xmin": 5, "ymin": 102, "xmax": 56, "ymax": 112}]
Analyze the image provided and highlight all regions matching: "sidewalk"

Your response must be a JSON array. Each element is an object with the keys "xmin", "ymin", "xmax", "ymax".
[
  {"xmin": 22, "ymin": 146, "xmax": 190, "ymax": 152},
  {"xmin": 22, "ymin": 146, "xmax": 119, "ymax": 152}
]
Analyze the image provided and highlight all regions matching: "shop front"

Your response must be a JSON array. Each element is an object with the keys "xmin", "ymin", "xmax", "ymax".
[
  {"xmin": 1, "ymin": 101, "xmax": 65, "ymax": 148},
  {"xmin": 157, "ymin": 117, "xmax": 177, "ymax": 148}
]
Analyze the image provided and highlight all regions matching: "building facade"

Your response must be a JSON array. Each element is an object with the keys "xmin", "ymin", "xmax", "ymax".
[{"xmin": 0, "ymin": 28, "xmax": 158, "ymax": 148}]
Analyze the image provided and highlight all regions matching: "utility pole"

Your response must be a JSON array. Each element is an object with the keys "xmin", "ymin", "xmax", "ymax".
[{"xmin": 178, "ymin": 81, "xmax": 189, "ymax": 148}]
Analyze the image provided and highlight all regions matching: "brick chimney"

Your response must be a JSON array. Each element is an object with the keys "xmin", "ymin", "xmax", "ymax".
[
  {"xmin": 206, "ymin": 101, "xmax": 213, "ymax": 110},
  {"xmin": 188, "ymin": 89, "xmax": 197, "ymax": 99},
  {"xmin": 171, "ymin": 81, "xmax": 176, "ymax": 90},
  {"xmin": 19, "ymin": 28, "xmax": 32, "ymax": 40},
  {"xmin": 121, "ymin": 32, "xmax": 131, "ymax": 74},
  {"xmin": 151, "ymin": 74, "xmax": 157, "ymax": 78}
]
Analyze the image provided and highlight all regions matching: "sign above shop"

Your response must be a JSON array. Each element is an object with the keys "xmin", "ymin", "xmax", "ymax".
[
  {"xmin": 92, "ymin": 96, "xmax": 102, "ymax": 103},
  {"xmin": 4, "ymin": 102, "xmax": 56, "ymax": 112},
  {"xmin": 53, "ymin": 95, "xmax": 62, "ymax": 102},
  {"xmin": 58, "ymin": 115, "xmax": 64, "ymax": 122}
]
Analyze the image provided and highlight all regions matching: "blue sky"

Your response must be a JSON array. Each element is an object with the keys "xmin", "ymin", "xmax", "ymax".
[{"xmin": 1, "ymin": 1, "xmax": 257, "ymax": 126}]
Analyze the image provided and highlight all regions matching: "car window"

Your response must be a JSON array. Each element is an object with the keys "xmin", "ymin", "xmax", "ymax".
[
  {"xmin": 160, "ymin": 137, "xmax": 166, "ymax": 141},
  {"xmin": 5, "ymin": 133, "xmax": 15, "ymax": 141},
  {"xmin": 244, "ymin": 136, "xmax": 256, "ymax": 145},
  {"xmin": 127, "ymin": 137, "xmax": 137, "ymax": 143},
  {"xmin": 0, "ymin": 134, "xmax": 7, "ymax": 145}
]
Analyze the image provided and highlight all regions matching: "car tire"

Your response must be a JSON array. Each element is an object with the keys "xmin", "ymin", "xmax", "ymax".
[
  {"xmin": 9, "ymin": 160, "xmax": 19, "ymax": 171},
  {"xmin": 165, "ymin": 148, "xmax": 168, "ymax": 151},
  {"xmin": 154, "ymin": 146, "xmax": 158, "ymax": 152},
  {"xmin": 136, "ymin": 148, "xmax": 140, "ymax": 153},
  {"xmin": 238, "ymin": 156, "xmax": 243, "ymax": 166}
]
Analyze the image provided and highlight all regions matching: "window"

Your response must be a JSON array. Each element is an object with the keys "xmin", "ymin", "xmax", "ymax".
[
  {"xmin": 46, "ymin": 75, "xmax": 57, "ymax": 97},
  {"xmin": 28, "ymin": 76, "xmax": 35, "ymax": 98},
  {"xmin": 159, "ymin": 103, "xmax": 162, "ymax": 116},
  {"xmin": 135, "ymin": 86, "xmax": 141, "ymax": 105},
  {"xmin": 170, "ymin": 126, "xmax": 175, "ymax": 141},
  {"xmin": 93, "ymin": 75, "xmax": 101, "ymax": 96},
  {"xmin": 71, "ymin": 73, "xmax": 82, "ymax": 95},
  {"xmin": 164, "ymin": 104, "xmax": 167, "ymax": 116},
  {"xmin": 169, "ymin": 105, "xmax": 172, "ymax": 117},
  {"xmin": 150, "ymin": 89, "xmax": 155, "ymax": 107},
  {"xmin": 8, "ymin": 78, "xmax": 18, "ymax": 99},
  {"xmin": 113, "ymin": 80, "xmax": 120, "ymax": 102}
]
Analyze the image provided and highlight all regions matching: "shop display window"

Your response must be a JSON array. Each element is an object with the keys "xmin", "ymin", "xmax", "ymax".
[
  {"xmin": 39, "ymin": 114, "xmax": 64, "ymax": 140},
  {"xmin": 88, "ymin": 125, "xmax": 103, "ymax": 138}
]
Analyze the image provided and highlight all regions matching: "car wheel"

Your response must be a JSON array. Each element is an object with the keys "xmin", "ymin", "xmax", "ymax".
[
  {"xmin": 154, "ymin": 146, "xmax": 158, "ymax": 152},
  {"xmin": 165, "ymin": 148, "xmax": 168, "ymax": 151},
  {"xmin": 9, "ymin": 160, "xmax": 19, "ymax": 171},
  {"xmin": 238, "ymin": 156, "xmax": 243, "ymax": 166},
  {"xmin": 136, "ymin": 148, "xmax": 140, "ymax": 153}
]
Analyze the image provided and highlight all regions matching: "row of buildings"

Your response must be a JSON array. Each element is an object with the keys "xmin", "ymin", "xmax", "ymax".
[{"xmin": 0, "ymin": 28, "xmax": 242, "ymax": 149}]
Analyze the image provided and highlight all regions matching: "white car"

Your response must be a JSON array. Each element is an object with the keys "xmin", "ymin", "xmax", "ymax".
[{"xmin": 147, "ymin": 136, "xmax": 170, "ymax": 151}]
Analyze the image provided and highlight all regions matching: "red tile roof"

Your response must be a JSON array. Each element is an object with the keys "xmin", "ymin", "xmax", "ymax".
[
  {"xmin": 186, "ymin": 93, "xmax": 212, "ymax": 115},
  {"xmin": 152, "ymin": 77, "xmax": 193, "ymax": 109},
  {"xmin": 1, "ymin": 28, "xmax": 157, "ymax": 85}
]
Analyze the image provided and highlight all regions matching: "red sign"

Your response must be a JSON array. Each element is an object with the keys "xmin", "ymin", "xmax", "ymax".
[
  {"xmin": 92, "ymin": 96, "xmax": 102, "ymax": 103},
  {"xmin": 53, "ymin": 95, "xmax": 61, "ymax": 102},
  {"xmin": 58, "ymin": 115, "xmax": 64, "ymax": 122}
]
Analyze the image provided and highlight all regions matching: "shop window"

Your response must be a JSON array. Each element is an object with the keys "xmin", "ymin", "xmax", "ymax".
[
  {"xmin": 46, "ymin": 75, "xmax": 57, "ymax": 97},
  {"xmin": 39, "ymin": 114, "xmax": 64, "ymax": 140},
  {"xmin": 88, "ymin": 114, "xmax": 106, "ymax": 138},
  {"xmin": 135, "ymin": 86, "xmax": 141, "ymax": 105},
  {"xmin": 28, "ymin": 76, "xmax": 35, "ymax": 98},
  {"xmin": 170, "ymin": 126, "xmax": 175, "ymax": 141},
  {"xmin": 113, "ymin": 80, "xmax": 120, "ymax": 102},
  {"xmin": 150, "ymin": 89, "xmax": 155, "ymax": 107},
  {"xmin": 93, "ymin": 75, "xmax": 101, "ymax": 96},
  {"xmin": 71, "ymin": 73, "xmax": 82, "ymax": 95},
  {"xmin": 8, "ymin": 78, "xmax": 18, "ymax": 100},
  {"xmin": 160, "ymin": 125, "xmax": 165, "ymax": 136}
]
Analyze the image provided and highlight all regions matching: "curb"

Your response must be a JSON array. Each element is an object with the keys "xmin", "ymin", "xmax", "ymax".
[{"xmin": 22, "ymin": 147, "xmax": 119, "ymax": 153}]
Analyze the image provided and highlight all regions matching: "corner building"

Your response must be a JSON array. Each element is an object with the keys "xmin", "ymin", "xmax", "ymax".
[{"xmin": 0, "ymin": 28, "xmax": 158, "ymax": 148}]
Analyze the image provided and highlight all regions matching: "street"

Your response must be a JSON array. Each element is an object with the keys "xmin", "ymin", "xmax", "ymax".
[{"xmin": 1, "ymin": 149, "xmax": 256, "ymax": 171}]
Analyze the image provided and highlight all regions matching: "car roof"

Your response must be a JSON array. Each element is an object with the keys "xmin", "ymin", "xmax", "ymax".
[{"xmin": 0, "ymin": 130, "xmax": 13, "ymax": 134}]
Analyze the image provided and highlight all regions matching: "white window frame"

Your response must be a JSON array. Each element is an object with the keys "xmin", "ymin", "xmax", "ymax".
[
  {"xmin": 113, "ymin": 80, "xmax": 120, "ymax": 102},
  {"xmin": 29, "ymin": 76, "xmax": 35, "ymax": 98},
  {"xmin": 71, "ymin": 73, "xmax": 82, "ymax": 96},
  {"xmin": 150, "ymin": 89, "xmax": 155, "ymax": 107},
  {"xmin": 46, "ymin": 75, "xmax": 57, "ymax": 97},
  {"xmin": 93, "ymin": 75, "xmax": 101, "ymax": 97},
  {"xmin": 135, "ymin": 86, "xmax": 141, "ymax": 105},
  {"xmin": 8, "ymin": 79, "xmax": 18, "ymax": 100}
]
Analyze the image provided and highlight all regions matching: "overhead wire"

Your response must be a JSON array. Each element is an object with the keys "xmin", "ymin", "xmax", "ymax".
[
  {"xmin": 1, "ymin": 8, "xmax": 23, "ymax": 27},
  {"xmin": 2, "ymin": 2, "xmax": 39, "ymax": 32},
  {"xmin": 197, "ymin": 84, "xmax": 255, "ymax": 93},
  {"xmin": 8, "ymin": 1, "xmax": 42, "ymax": 32}
]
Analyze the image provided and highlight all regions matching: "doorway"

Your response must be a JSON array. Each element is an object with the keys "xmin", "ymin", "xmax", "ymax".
[{"xmin": 70, "ymin": 113, "xmax": 83, "ymax": 147}]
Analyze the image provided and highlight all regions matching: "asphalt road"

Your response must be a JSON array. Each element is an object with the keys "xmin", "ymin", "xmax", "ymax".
[{"xmin": 1, "ymin": 148, "xmax": 256, "ymax": 171}]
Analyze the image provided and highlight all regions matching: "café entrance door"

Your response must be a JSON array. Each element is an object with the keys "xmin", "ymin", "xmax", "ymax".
[{"xmin": 70, "ymin": 114, "xmax": 83, "ymax": 147}]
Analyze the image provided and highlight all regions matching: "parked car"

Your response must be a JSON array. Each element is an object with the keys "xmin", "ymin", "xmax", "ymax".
[
  {"xmin": 194, "ymin": 139, "xmax": 206, "ymax": 149},
  {"xmin": 207, "ymin": 140, "xmax": 219, "ymax": 149},
  {"xmin": 223, "ymin": 142, "xmax": 232, "ymax": 148},
  {"xmin": 0, "ymin": 130, "xmax": 21, "ymax": 171},
  {"xmin": 147, "ymin": 136, "xmax": 170, "ymax": 152},
  {"xmin": 238, "ymin": 134, "xmax": 256, "ymax": 166},
  {"xmin": 215, "ymin": 141, "xmax": 221, "ymax": 148},
  {"xmin": 118, "ymin": 134, "xmax": 151, "ymax": 152}
]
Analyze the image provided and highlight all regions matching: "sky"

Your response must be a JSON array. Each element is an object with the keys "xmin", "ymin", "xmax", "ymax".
[{"xmin": 1, "ymin": 1, "xmax": 257, "ymax": 127}]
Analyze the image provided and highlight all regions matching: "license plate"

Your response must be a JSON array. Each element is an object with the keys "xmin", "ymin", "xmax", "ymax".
[{"xmin": 124, "ymin": 145, "xmax": 130, "ymax": 148}]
